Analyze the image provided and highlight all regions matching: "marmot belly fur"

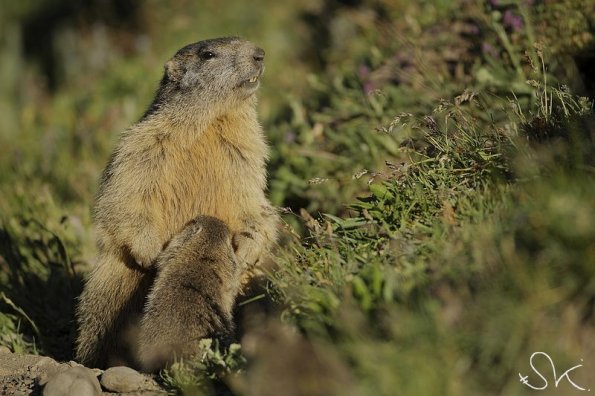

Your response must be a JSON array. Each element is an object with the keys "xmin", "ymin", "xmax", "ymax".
[{"xmin": 75, "ymin": 37, "xmax": 278, "ymax": 368}]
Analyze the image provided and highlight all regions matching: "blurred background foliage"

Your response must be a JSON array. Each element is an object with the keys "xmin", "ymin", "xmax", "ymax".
[{"xmin": 0, "ymin": 0, "xmax": 594, "ymax": 395}]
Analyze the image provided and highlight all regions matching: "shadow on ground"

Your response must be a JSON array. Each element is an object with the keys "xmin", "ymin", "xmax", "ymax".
[{"xmin": 0, "ymin": 220, "xmax": 84, "ymax": 361}]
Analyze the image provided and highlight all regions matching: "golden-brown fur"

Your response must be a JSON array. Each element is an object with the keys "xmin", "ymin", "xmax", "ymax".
[
  {"xmin": 137, "ymin": 216, "xmax": 240, "ymax": 372},
  {"xmin": 75, "ymin": 37, "xmax": 278, "ymax": 368}
]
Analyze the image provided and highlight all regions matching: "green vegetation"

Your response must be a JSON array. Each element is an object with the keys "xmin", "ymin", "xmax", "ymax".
[{"xmin": 0, "ymin": 0, "xmax": 593, "ymax": 395}]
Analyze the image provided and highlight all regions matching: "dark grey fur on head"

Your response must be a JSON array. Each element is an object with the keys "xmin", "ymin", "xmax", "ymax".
[
  {"xmin": 141, "ymin": 36, "xmax": 263, "ymax": 121},
  {"xmin": 172, "ymin": 36, "xmax": 242, "ymax": 58}
]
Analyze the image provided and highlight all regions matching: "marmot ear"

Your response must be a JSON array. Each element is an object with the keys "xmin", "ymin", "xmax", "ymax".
[{"xmin": 164, "ymin": 59, "xmax": 182, "ymax": 82}]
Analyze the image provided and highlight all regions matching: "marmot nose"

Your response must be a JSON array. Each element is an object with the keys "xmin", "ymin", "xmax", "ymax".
[{"xmin": 253, "ymin": 48, "xmax": 265, "ymax": 63}]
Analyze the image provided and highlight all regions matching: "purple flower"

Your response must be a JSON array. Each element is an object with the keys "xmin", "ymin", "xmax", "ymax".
[
  {"xmin": 503, "ymin": 10, "xmax": 524, "ymax": 32},
  {"xmin": 468, "ymin": 24, "xmax": 480, "ymax": 35},
  {"xmin": 357, "ymin": 64, "xmax": 370, "ymax": 78},
  {"xmin": 482, "ymin": 42, "xmax": 499, "ymax": 58},
  {"xmin": 284, "ymin": 131, "xmax": 296, "ymax": 143},
  {"xmin": 363, "ymin": 81, "xmax": 375, "ymax": 95}
]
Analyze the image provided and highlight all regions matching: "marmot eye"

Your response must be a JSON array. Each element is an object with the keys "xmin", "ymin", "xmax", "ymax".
[{"xmin": 200, "ymin": 51, "xmax": 216, "ymax": 60}]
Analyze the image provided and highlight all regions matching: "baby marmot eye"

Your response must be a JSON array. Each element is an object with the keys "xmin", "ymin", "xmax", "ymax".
[{"xmin": 199, "ymin": 51, "xmax": 216, "ymax": 60}]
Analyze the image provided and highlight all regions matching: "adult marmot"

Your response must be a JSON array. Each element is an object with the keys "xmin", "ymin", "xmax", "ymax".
[
  {"xmin": 137, "ymin": 215, "xmax": 240, "ymax": 372},
  {"xmin": 75, "ymin": 37, "xmax": 278, "ymax": 368}
]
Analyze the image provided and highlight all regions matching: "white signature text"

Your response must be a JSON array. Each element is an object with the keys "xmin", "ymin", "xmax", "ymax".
[{"xmin": 519, "ymin": 352, "xmax": 590, "ymax": 391}]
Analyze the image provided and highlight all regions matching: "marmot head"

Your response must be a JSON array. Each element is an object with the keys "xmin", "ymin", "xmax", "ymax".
[
  {"xmin": 160, "ymin": 215, "xmax": 235, "ymax": 265},
  {"xmin": 154, "ymin": 37, "xmax": 264, "ymax": 116}
]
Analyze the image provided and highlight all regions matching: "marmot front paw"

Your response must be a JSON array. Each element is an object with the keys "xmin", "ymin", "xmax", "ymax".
[{"xmin": 232, "ymin": 230, "xmax": 261, "ymax": 269}]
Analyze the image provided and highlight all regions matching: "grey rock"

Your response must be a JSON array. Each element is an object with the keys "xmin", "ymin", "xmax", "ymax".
[
  {"xmin": 0, "ymin": 345, "xmax": 12, "ymax": 354},
  {"xmin": 0, "ymin": 353, "xmax": 167, "ymax": 395},
  {"xmin": 100, "ymin": 366, "xmax": 163, "ymax": 393},
  {"xmin": 42, "ymin": 366, "xmax": 102, "ymax": 396}
]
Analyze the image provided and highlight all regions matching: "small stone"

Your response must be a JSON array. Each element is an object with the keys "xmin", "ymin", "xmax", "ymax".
[
  {"xmin": 0, "ymin": 346, "xmax": 12, "ymax": 354},
  {"xmin": 100, "ymin": 366, "xmax": 162, "ymax": 393},
  {"xmin": 43, "ymin": 366, "xmax": 101, "ymax": 396}
]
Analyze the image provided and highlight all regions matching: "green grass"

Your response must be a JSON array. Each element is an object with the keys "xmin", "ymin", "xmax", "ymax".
[
  {"xmin": 268, "ymin": 108, "xmax": 594, "ymax": 395},
  {"xmin": 0, "ymin": 0, "xmax": 594, "ymax": 395}
]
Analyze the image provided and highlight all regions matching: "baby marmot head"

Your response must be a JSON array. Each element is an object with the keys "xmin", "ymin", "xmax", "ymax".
[
  {"xmin": 158, "ymin": 215, "xmax": 236, "ymax": 272},
  {"xmin": 157, "ymin": 37, "xmax": 264, "ymax": 111}
]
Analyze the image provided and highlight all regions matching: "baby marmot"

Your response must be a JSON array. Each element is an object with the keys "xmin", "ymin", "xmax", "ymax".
[{"xmin": 137, "ymin": 215, "xmax": 240, "ymax": 372}]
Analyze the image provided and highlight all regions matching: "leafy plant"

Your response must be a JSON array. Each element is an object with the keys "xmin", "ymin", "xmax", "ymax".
[{"xmin": 161, "ymin": 339, "xmax": 246, "ymax": 395}]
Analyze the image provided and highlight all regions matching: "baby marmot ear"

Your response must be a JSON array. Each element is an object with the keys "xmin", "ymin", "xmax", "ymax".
[{"xmin": 164, "ymin": 59, "xmax": 183, "ymax": 82}]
